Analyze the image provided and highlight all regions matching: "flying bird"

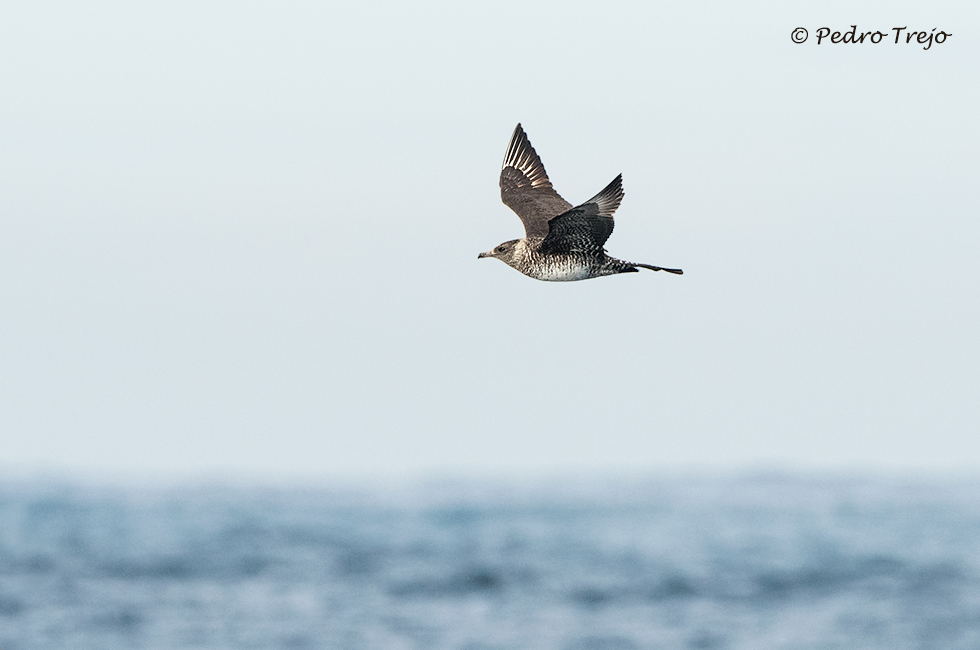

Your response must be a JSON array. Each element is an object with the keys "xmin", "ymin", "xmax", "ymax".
[{"xmin": 479, "ymin": 124, "xmax": 682, "ymax": 281}]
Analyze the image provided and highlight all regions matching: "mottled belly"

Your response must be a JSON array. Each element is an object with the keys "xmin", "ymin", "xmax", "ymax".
[{"xmin": 526, "ymin": 263, "xmax": 594, "ymax": 282}]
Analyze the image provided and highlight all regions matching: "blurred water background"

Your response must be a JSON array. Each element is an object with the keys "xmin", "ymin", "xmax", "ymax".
[{"xmin": 1, "ymin": 473, "xmax": 979, "ymax": 650}]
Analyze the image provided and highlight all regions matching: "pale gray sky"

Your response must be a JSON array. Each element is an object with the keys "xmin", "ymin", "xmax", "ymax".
[{"xmin": 1, "ymin": 1, "xmax": 978, "ymax": 481}]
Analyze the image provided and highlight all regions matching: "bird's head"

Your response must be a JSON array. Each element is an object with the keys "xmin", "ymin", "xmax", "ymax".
[{"xmin": 478, "ymin": 239, "xmax": 522, "ymax": 267}]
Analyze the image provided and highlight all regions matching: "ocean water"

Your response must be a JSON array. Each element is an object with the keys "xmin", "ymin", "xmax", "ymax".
[{"xmin": 1, "ymin": 475, "xmax": 980, "ymax": 650}]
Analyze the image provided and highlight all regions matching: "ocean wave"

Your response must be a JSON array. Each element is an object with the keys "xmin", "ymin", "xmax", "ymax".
[{"xmin": 2, "ymin": 476, "xmax": 980, "ymax": 649}]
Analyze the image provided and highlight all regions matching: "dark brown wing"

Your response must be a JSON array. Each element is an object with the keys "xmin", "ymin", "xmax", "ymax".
[
  {"xmin": 540, "ymin": 174, "xmax": 624, "ymax": 254},
  {"xmin": 499, "ymin": 124, "xmax": 572, "ymax": 239}
]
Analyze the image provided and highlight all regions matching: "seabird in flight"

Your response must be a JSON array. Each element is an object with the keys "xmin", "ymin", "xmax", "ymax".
[{"xmin": 479, "ymin": 124, "xmax": 682, "ymax": 281}]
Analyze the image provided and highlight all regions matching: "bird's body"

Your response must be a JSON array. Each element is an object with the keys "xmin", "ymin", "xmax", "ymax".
[
  {"xmin": 479, "ymin": 124, "xmax": 682, "ymax": 281},
  {"xmin": 497, "ymin": 238, "xmax": 643, "ymax": 282}
]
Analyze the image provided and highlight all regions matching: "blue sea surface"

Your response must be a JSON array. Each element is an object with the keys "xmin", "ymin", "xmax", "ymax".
[{"xmin": 1, "ymin": 474, "xmax": 980, "ymax": 649}]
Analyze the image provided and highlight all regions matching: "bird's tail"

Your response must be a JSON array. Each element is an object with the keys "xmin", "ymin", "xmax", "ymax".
[{"xmin": 633, "ymin": 262, "xmax": 683, "ymax": 275}]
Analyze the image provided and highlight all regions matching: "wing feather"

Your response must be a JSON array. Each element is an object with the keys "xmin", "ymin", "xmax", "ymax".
[
  {"xmin": 499, "ymin": 124, "xmax": 572, "ymax": 239},
  {"xmin": 540, "ymin": 175, "xmax": 624, "ymax": 254}
]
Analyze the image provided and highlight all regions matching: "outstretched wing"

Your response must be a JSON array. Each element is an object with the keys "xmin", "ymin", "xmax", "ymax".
[
  {"xmin": 540, "ymin": 174, "xmax": 624, "ymax": 254},
  {"xmin": 499, "ymin": 124, "xmax": 572, "ymax": 239}
]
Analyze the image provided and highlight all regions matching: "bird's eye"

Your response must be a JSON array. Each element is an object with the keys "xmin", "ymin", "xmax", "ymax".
[{"xmin": 496, "ymin": 246, "xmax": 505, "ymax": 252}]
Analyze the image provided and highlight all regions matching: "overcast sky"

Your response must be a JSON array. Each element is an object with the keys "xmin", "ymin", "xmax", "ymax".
[{"xmin": 1, "ymin": 1, "xmax": 978, "ymax": 482}]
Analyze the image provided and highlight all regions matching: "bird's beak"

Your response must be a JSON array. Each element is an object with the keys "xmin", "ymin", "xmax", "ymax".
[{"xmin": 478, "ymin": 250, "xmax": 491, "ymax": 259}]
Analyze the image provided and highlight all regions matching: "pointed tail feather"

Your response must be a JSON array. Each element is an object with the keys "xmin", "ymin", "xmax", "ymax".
[{"xmin": 633, "ymin": 262, "xmax": 683, "ymax": 275}]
